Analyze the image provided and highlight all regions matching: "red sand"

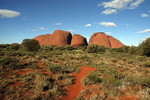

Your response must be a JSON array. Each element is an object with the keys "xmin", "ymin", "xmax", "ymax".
[
  {"xmin": 120, "ymin": 96, "xmax": 139, "ymax": 100},
  {"xmin": 8, "ymin": 82, "xmax": 23, "ymax": 87},
  {"xmin": 37, "ymin": 60, "xmax": 43, "ymax": 68},
  {"xmin": 62, "ymin": 66, "xmax": 97, "ymax": 100}
]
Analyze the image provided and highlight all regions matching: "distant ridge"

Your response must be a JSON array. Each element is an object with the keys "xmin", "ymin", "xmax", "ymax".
[{"xmin": 33, "ymin": 30, "xmax": 125, "ymax": 48}]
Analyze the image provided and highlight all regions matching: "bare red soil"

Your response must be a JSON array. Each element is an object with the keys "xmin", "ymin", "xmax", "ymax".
[
  {"xmin": 8, "ymin": 82, "xmax": 23, "ymax": 87},
  {"xmin": 62, "ymin": 66, "xmax": 97, "ymax": 100},
  {"xmin": 37, "ymin": 60, "xmax": 43, "ymax": 68},
  {"xmin": 120, "ymin": 95, "xmax": 139, "ymax": 100}
]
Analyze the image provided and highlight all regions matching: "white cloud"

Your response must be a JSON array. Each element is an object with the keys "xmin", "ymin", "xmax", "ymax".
[
  {"xmin": 0, "ymin": 9, "xmax": 20, "ymax": 18},
  {"xmin": 140, "ymin": 13, "xmax": 149, "ymax": 17},
  {"xmin": 129, "ymin": 0, "xmax": 144, "ymax": 9},
  {"xmin": 38, "ymin": 27, "xmax": 45, "ymax": 30},
  {"xmin": 101, "ymin": 0, "xmax": 132, "ymax": 9},
  {"xmin": 137, "ymin": 29, "xmax": 150, "ymax": 33},
  {"xmin": 54, "ymin": 23, "xmax": 63, "ymax": 25},
  {"xmin": 100, "ymin": 0, "xmax": 144, "ymax": 15},
  {"xmin": 85, "ymin": 24, "xmax": 92, "ymax": 27},
  {"xmin": 101, "ymin": 9, "xmax": 117, "ymax": 15},
  {"xmin": 106, "ymin": 32, "xmax": 112, "ymax": 35},
  {"xmin": 99, "ymin": 22, "xmax": 117, "ymax": 27},
  {"xmin": 66, "ymin": 29, "xmax": 76, "ymax": 32}
]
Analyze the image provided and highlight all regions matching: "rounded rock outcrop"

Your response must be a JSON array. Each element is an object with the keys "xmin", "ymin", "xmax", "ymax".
[
  {"xmin": 107, "ymin": 36, "xmax": 124, "ymax": 48},
  {"xmin": 89, "ymin": 32, "xmax": 124, "ymax": 48},
  {"xmin": 89, "ymin": 32, "xmax": 111, "ymax": 47},
  {"xmin": 71, "ymin": 34, "xmax": 88, "ymax": 47},
  {"xmin": 51, "ymin": 30, "xmax": 72, "ymax": 46},
  {"xmin": 33, "ymin": 30, "xmax": 72, "ymax": 46}
]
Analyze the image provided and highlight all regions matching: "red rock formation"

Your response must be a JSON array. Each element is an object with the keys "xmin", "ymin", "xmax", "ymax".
[
  {"xmin": 107, "ymin": 36, "xmax": 125, "ymax": 48},
  {"xmin": 89, "ymin": 32, "xmax": 111, "ymax": 47},
  {"xmin": 33, "ymin": 30, "xmax": 124, "ymax": 48},
  {"xmin": 33, "ymin": 30, "xmax": 72, "ymax": 46},
  {"xmin": 89, "ymin": 32, "xmax": 124, "ymax": 48},
  {"xmin": 71, "ymin": 34, "xmax": 88, "ymax": 47},
  {"xmin": 51, "ymin": 30, "xmax": 72, "ymax": 46},
  {"xmin": 34, "ymin": 34, "xmax": 52, "ymax": 45}
]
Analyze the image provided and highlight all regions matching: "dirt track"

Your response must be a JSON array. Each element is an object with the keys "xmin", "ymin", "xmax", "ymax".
[{"xmin": 62, "ymin": 66, "xmax": 97, "ymax": 100}]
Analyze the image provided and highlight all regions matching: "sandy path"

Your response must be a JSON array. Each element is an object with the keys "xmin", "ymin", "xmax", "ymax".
[{"xmin": 62, "ymin": 66, "xmax": 97, "ymax": 100}]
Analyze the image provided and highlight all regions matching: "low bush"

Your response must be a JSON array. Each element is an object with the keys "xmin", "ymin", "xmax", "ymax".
[
  {"xmin": 142, "ymin": 77, "xmax": 150, "ymax": 88},
  {"xmin": 128, "ymin": 46, "xmax": 141, "ymax": 55},
  {"xmin": 0, "ymin": 57, "xmax": 19, "ymax": 69},
  {"xmin": 9, "ymin": 44, "xmax": 20, "ymax": 50},
  {"xmin": 48, "ymin": 64, "xmax": 63, "ymax": 73},
  {"xmin": 143, "ymin": 62, "xmax": 150, "ymax": 67},
  {"xmin": 21, "ymin": 39, "xmax": 40, "ymax": 51},
  {"xmin": 86, "ymin": 44, "xmax": 107, "ymax": 53}
]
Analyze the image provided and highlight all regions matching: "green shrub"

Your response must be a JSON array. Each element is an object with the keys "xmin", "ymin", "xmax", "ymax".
[
  {"xmin": 40, "ymin": 45, "xmax": 56, "ymax": 51},
  {"xmin": 128, "ymin": 46, "xmax": 141, "ymax": 55},
  {"xmin": 86, "ymin": 44, "xmax": 106, "ymax": 53},
  {"xmin": 142, "ymin": 77, "xmax": 150, "ymax": 88},
  {"xmin": 143, "ymin": 62, "xmax": 150, "ymax": 67},
  {"xmin": 82, "ymin": 73, "xmax": 102, "ymax": 86},
  {"xmin": 139, "ymin": 37, "xmax": 150, "ymax": 57},
  {"xmin": 0, "ymin": 57, "xmax": 19, "ymax": 69},
  {"xmin": 113, "ymin": 46, "xmax": 129, "ymax": 53},
  {"xmin": 21, "ymin": 39, "xmax": 40, "ymax": 51},
  {"xmin": 78, "ymin": 46, "xmax": 87, "ymax": 51},
  {"xmin": 48, "ymin": 65, "xmax": 62, "ymax": 73},
  {"xmin": 9, "ymin": 44, "xmax": 20, "ymax": 50},
  {"xmin": 86, "ymin": 44, "xmax": 99, "ymax": 53}
]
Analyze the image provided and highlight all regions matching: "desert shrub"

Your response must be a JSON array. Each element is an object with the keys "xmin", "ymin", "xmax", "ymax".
[
  {"xmin": 48, "ymin": 64, "xmax": 63, "ymax": 73},
  {"xmin": 53, "ymin": 45, "xmax": 75, "ymax": 51},
  {"xmin": 143, "ymin": 62, "xmax": 150, "ymax": 67},
  {"xmin": 128, "ymin": 46, "xmax": 141, "ymax": 55},
  {"xmin": 0, "ymin": 44, "xmax": 11, "ymax": 51},
  {"xmin": 113, "ymin": 46, "xmax": 129, "ymax": 53},
  {"xmin": 34, "ymin": 73, "xmax": 54, "ymax": 91},
  {"xmin": 139, "ymin": 37, "xmax": 150, "ymax": 57},
  {"xmin": 21, "ymin": 39, "xmax": 40, "ymax": 51},
  {"xmin": 87, "ymin": 73, "xmax": 102, "ymax": 83},
  {"xmin": 64, "ymin": 45, "xmax": 76, "ymax": 51},
  {"xmin": 97, "ymin": 46, "xmax": 107, "ymax": 53},
  {"xmin": 78, "ymin": 46, "xmax": 87, "ymax": 51},
  {"xmin": 9, "ymin": 44, "xmax": 20, "ymax": 50},
  {"xmin": 86, "ymin": 44, "xmax": 99, "ymax": 53},
  {"xmin": 86, "ymin": 44, "xmax": 106, "ymax": 53},
  {"xmin": 82, "ymin": 73, "xmax": 102, "ymax": 86},
  {"xmin": 142, "ymin": 77, "xmax": 150, "ymax": 88},
  {"xmin": 0, "ymin": 57, "xmax": 19, "ymax": 69},
  {"xmin": 40, "ymin": 45, "xmax": 56, "ymax": 51}
]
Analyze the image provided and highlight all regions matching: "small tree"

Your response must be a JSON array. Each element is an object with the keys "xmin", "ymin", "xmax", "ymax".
[
  {"xmin": 139, "ymin": 37, "xmax": 150, "ymax": 57},
  {"xmin": 21, "ymin": 39, "xmax": 40, "ymax": 51}
]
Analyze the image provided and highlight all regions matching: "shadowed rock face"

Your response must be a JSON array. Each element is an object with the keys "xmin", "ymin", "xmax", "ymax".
[
  {"xmin": 89, "ymin": 32, "xmax": 124, "ymax": 48},
  {"xmin": 71, "ymin": 34, "xmax": 88, "ymax": 47},
  {"xmin": 33, "ymin": 30, "xmax": 72, "ymax": 46}
]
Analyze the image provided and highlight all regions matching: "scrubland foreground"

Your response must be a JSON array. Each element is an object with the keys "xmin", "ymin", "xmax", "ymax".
[{"xmin": 0, "ymin": 39, "xmax": 150, "ymax": 100}]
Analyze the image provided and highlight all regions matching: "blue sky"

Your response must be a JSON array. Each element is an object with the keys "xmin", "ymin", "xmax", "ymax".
[{"xmin": 0, "ymin": 0, "xmax": 150, "ymax": 46}]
